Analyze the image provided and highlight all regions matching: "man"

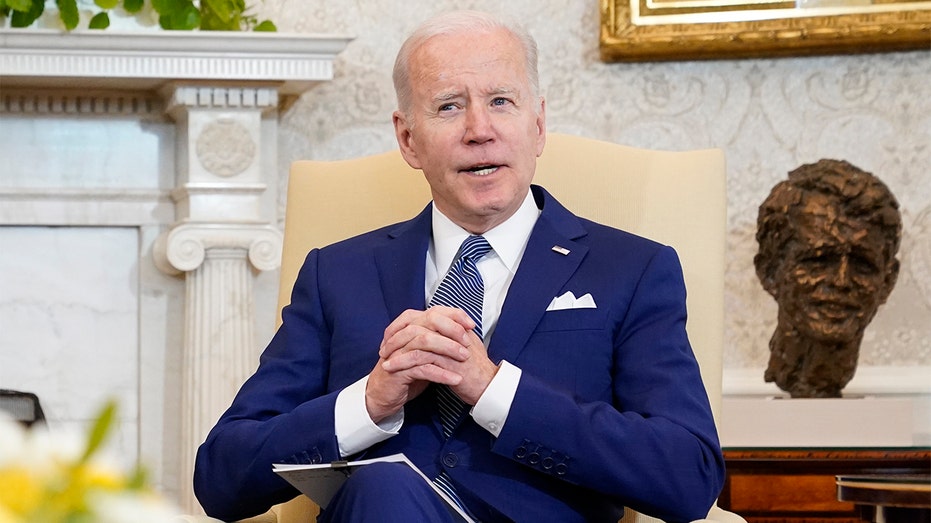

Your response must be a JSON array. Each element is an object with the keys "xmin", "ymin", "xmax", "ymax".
[
  {"xmin": 194, "ymin": 10, "xmax": 724, "ymax": 523},
  {"xmin": 755, "ymin": 159, "xmax": 901, "ymax": 398}
]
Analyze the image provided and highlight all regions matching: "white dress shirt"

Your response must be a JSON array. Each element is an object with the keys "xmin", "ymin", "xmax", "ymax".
[{"xmin": 334, "ymin": 189, "xmax": 540, "ymax": 457}]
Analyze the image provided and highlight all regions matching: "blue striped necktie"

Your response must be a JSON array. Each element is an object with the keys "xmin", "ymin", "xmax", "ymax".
[{"xmin": 428, "ymin": 234, "xmax": 491, "ymax": 515}]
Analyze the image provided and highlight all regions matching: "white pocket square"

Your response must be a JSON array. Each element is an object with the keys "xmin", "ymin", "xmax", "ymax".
[{"xmin": 545, "ymin": 291, "xmax": 597, "ymax": 311}]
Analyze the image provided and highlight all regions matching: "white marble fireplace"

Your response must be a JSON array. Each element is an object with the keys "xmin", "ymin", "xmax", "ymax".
[{"xmin": 0, "ymin": 28, "xmax": 351, "ymax": 511}]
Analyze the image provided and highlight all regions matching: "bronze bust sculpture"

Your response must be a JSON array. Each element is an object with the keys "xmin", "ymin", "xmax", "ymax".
[{"xmin": 754, "ymin": 159, "xmax": 902, "ymax": 398}]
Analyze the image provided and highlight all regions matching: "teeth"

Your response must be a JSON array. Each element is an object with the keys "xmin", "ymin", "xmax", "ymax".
[{"xmin": 469, "ymin": 166, "xmax": 497, "ymax": 176}]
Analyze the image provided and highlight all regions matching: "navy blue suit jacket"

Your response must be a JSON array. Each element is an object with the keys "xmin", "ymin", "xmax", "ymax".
[{"xmin": 194, "ymin": 185, "xmax": 725, "ymax": 523}]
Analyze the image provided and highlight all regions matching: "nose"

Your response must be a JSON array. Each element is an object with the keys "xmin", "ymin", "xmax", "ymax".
[
  {"xmin": 830, "ymin": 254, "xmax": 852, "ymax": 288},
  {"xmin": 462, "ymin": 105, "xmax": 494, "ymax": 145}
]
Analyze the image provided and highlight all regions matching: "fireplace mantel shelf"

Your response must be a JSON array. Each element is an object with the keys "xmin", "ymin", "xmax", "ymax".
[{"xmin": 0, "ymin": 28, "xmax": 354, "ymax": 93}]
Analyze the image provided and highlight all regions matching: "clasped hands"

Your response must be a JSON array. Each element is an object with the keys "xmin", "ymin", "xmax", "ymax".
[{"xmin": 365, "ymin": 306, "xmax": 498, "ymax": 424}]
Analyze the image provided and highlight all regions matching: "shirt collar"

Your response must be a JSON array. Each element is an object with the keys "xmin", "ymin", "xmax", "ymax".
[{"xmin": 431, "ymin": 189, "xmax": 540, "ymax": 274}]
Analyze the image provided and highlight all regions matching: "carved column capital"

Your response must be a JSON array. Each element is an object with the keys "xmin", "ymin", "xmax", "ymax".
[{"xmin": 154, "ymin": 223, "xmax": 282, "ymax": 275}]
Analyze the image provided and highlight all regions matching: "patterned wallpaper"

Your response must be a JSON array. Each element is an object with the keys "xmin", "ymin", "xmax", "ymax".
[{"xmin": 257, "ymin": 0, "xmax": 931, "ymax": 372}]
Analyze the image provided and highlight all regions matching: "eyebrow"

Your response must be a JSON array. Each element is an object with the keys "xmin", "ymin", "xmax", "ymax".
[
  {"xmin": 432, "ymin": 92, "xmax": 460, "ymax": 104},
  {"xmin": 431, "ymin": 86, "xmax": 520, "ymax": 105},
  {"xmin": 488, "ymin": 86, "xmax": 517, "ymax": 96}
]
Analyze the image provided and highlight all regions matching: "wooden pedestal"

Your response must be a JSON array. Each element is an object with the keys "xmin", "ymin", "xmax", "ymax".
[{"xmin": 719, "ymin": 448, "xmax": 931, "ymax": 523}]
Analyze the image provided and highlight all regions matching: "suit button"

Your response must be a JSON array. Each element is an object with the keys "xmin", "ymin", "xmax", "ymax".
[
  {"xmin": 541, "ymin": 457, "xmax": 554, "ymax": 470},
  {"xmin": 514, "ymin": 446, "xmax": 527, "ymax": 459},
  {"xmin": 528, "ymin": 452, "xmax": 540, "ymax": 465},
  {"xmin": 555, "ymin": 463, "xmax": 568, "ymax": 476},
  {"xmin": 443, "ymin": 453, "xmax": 459, "ymax": 468}
]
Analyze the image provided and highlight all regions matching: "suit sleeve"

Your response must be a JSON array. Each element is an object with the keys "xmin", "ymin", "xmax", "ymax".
[
  {"xmin": 492, "ymin": 246, "xmax": 726, "ymax": 522},
  {"xmin": 193, "ymin": 249, "xmax": 345, "ymax": 521}
]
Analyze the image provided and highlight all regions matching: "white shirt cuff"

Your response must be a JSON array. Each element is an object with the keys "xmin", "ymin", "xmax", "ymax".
[
  {"xmin": 335, "ymin": 374, "xmax": 402, "ymax": 457},
  {"xmin": 471, "ymin": 360, "xmax": 521, "ymax": 437}
]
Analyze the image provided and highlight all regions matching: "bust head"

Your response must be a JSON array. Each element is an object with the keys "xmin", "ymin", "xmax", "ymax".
[{"xmin": 754, "ymin": 159, "xmax": 901, "ymax": 397}]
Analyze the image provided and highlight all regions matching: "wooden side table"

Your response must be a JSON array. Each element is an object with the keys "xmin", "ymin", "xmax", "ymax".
[
  {"xmin": 719, "ymin": 448, "xmax": 931, "ymax": 523},
  {"xmin": 836, "ymin": 474, "xmax": 931, "ymax": 523}
]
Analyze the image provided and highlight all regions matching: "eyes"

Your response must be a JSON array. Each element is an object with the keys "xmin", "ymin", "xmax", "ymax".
[
  {"xmin": 437, "ymin": 97, "xmax": 514, "ymax": 113},
  {"xmin": 795, "ymin": 248, "xmax": 883, "ymax": 276}
]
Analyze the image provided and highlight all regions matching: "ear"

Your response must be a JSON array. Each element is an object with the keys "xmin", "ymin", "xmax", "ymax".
[
  {"xmin": 878, "ymin": 258, "xmax": 900, "ymax": 304},
  {"xmin": 754, "ymin": 252, "xmax": 779, "ymax": 298},
  {"xmin": 393, "ymin": 110, "xmax": 422, "ymax": 170},
  {"xmin": 535, "ymin": 97, "xmax": 547, "ymax": 158}
]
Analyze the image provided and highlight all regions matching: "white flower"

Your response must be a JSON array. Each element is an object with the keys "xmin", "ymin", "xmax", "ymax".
[
  {"xmin": 93, "ymin": 490, "xmax": 179, "ymax": 523},
  {"xmin": 0, "ymin": 415, "xmax": 27, "ymax": 467},
  {"xmin": 0, "ymin": 400, "xmax": 179, "ymax": 523}
]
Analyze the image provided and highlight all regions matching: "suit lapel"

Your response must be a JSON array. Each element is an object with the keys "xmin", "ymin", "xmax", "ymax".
[
  {"xmin": 374, "ymin": 204, "xmax": 432, "ymax": 319},
  {"xmin": 488, "ymin": 186, "xmax": 589, "ymax": 364}
]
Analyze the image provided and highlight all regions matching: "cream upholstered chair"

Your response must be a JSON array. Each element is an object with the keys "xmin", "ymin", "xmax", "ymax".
[{"xmin": 180, "ymin": 133, "xmax": 743, "ymax": 523}]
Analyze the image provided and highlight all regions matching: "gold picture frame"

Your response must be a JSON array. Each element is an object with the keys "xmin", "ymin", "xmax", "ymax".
[{"xmin": 600, "ymin": 0, "xmax": 931, "ymax": 61}]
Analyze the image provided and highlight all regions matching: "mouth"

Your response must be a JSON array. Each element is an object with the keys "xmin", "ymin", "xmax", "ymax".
[
  {"xmin": 812, "ymin": 299, "xmax": 858, "ymax": 319},
  {"xmin": 462, "ymin": 165, "xmax": 501, "ymax": 177}
]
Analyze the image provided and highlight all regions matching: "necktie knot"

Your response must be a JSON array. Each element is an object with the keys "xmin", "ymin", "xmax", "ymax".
[{"xmin": 458, "ymin": 235, "xmax": 491, "ymax": 263}]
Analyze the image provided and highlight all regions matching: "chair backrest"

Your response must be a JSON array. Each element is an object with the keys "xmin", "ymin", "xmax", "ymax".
[{"xmin": 280, "ymin": 132, "xmax": 726, "ymax": 420}]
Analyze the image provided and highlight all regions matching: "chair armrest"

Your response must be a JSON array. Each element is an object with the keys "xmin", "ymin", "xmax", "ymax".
[
  {"xmin": 174, "ymin": 510, "xmax": 279, "ymax": 523},
  {"xmin": 234, "ymin": 513, "xmax": 280, "ymax": 523},
  {"xmin": 691, "ymin": 505, "xmax": 747, "ymax": 523},
  {"xmin": 174, "ymin": 516, "xmax": 225, "ymax": 523}
]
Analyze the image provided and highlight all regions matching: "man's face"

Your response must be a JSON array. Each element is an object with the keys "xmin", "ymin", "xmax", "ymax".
[
  {"xmin": 774, "ymin": 203, "xmax": 897, "ymax": 343},
  {"xmin": 393, "ymin": 27, "xmax": 546, "ymax": 234}
]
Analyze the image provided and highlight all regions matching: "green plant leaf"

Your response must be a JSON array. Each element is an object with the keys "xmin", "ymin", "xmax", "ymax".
[
  {"xmin": 122, "ymin": 0, "xmax": 143, "ymax": 13},
  {"xmin": 127, "ymin": 465, "xmax": 148, "ymax": 489},
  {"xmin": 56, "ymin": 0, "xmax": 79, "ymax": 29},
  {"xmin": 80, "ymin": 399, "xmax": 117, "ymax": 465},
  {"xmin": 151, "ymin": 0, "xmax": 184, "ymax": 16},
  {"xmin": 10, "ymin": 0, "xmax": 43, "ymax": 26},
  {"xmin": 200, "ymin": 0, "xmax": 245, "ymax": 30},
  {"xmin": 7, "ymin": 0, "xmax": 271, "ymax": 31},
  {"xmin": 169, "ymin": 3, "xmax": 199, "ymax": 29},
  {"xmin": 152, "ymin": 0, "xmax": 201, "ymax": 30},
  {"xmin": 5, "ymin": 0, "xmax": 33, "ymax": 12},
  {"xmin": 155, "ymin": 0, "xmax": 198, "ymax": 29},
  {"xmin": 253, "ymin": 19, "xmax": 276, "ymax": 32},
  {"xmin": 202, "ymin": 0, "xmax": 232, "ymax": 22},
  {"xmin": 89, "ymin": 11, "xmax": 109, "ymax": 28}
]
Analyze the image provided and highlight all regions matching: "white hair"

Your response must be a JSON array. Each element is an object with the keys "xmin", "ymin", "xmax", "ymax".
[{"xmin": 392, "ymin": 10, "xmax": 540, "ymax": 116}]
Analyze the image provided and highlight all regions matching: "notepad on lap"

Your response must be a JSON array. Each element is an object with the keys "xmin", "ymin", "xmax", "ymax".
[{"xmin": 273, "ymin": 453, "xmax": 475, "ymax": 523}]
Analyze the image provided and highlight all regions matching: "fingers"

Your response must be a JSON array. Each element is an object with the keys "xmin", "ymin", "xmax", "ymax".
[
  {"xmin": 381, "ymin": 342, "xmax": 466, "ymax": 374},
  {"xmin": 366, "ymin": 363, "xmax": 432, "ymax": 423},
  {"xmin": 366, "ymin": 306, "xmax": 487, "ymax": 421},
  {"xmin": 447, "ymin": 329, "xmax": 499, "ymax": 405},
  {"xmin": 383, "ymin": 306, "xmax": 475, "ymax": 347},
  {"xmin": 401, "ymin": 362, "xmax": 463, "ymax": 386},
  {"xmin": 366, "ymin": 357, "xmax": 462, "ymax": 423},
  {"xmin": 380, "ymin": 306, "xmax": 475, "ymax": 360}
]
